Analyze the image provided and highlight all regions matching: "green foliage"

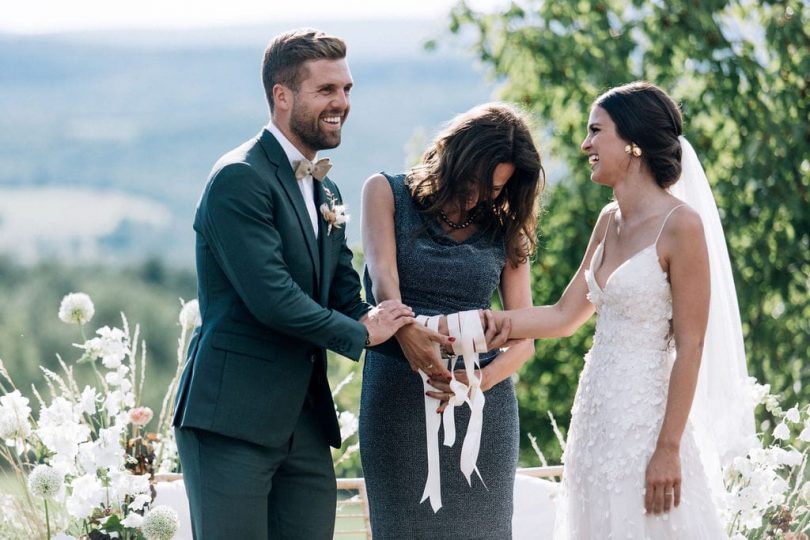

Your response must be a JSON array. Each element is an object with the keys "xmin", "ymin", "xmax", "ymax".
[{"xmin": 448, "ymin": 0, "xmax": 810, "ymax": 463}]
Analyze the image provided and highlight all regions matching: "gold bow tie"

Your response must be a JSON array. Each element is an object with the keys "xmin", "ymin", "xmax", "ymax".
[{"xmin": 293, "ymin": 157, "xmax": 332, "ymax": 181}]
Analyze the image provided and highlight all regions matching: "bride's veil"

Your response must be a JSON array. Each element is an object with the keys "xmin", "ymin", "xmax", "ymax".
[{"xmin": 670, "ymin": 136, "xmax": 758, "ymax": 501}]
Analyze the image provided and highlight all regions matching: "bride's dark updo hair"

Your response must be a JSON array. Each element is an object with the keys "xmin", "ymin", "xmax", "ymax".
[{"xmin": 595, "ymin": 81, "xmax": 684, "ymax": 189}]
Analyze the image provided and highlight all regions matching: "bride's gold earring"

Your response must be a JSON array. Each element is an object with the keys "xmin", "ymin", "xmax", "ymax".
[{"xmin": 624, "ymin": 143, "xmax": 642, "ymax": 157}]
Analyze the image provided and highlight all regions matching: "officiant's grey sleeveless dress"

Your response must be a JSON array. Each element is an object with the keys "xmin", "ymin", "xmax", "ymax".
[{"xmin": 360, "ymin": 173, "xmax": 518, "ymax": 539}]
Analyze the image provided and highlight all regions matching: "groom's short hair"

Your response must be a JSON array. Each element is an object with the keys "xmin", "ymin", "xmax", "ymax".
[{"xmin": 262, "ymin": 29, "xmax": 347, "ymax": 112}]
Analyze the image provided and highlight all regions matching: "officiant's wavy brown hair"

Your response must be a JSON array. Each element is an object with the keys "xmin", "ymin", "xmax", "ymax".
[
  {"xmin": 262, "ymin": 29, "xmax": 347, "ymax": 112},
  {"xmin": 408, "ymin": 102, "xmax": 544, "ymax": 267}
]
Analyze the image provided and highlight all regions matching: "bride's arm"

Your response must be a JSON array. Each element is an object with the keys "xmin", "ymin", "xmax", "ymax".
[
  {"xmin": 362, "ymin": 174, "xmax": 451, "ymax": 377},
  {"xmin": 478, "ymin": 257, "xmax": 535, "ymax": 391},
  {"xmin": 497, "ymin": 206, "xmax": 613, "ymax": 339},
  {"xmin": 644, "ymin": 208, "xmax": 709, "ymax": 515}
]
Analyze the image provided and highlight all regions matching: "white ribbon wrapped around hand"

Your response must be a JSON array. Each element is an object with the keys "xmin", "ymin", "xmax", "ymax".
[{"xmin": 416, "ymin": 310, "xmax": 489, "ymax": 513}]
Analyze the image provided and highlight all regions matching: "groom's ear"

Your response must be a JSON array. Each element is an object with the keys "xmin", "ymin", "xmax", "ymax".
[{"xmin": 273, "ymin": 84, "xmax": 293, "ymax": 112}]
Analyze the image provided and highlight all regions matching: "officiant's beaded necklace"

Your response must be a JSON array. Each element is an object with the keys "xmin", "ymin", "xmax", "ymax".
[{"xmin": 438, "ymin": 205, "xmax": 483, "ymax": 229}]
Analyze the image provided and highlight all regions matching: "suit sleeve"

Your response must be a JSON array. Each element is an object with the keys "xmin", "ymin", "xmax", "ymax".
[
  {"xmin": 201, "ymin": 163, "xmax": 367, "ymax": 360},
  {"xmin": 326, "ymin": 182, "xmax": 373, "ymax": 321}
]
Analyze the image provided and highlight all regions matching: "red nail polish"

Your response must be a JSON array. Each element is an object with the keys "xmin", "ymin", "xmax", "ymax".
[{"xmin": 449, "ymin": 337, "xmax": 456, "ymax": 342}]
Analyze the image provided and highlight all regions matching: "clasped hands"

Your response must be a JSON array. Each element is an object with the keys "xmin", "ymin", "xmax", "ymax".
[{"xmin": 396, "ymin": 310, "xmax": 512, "ymax": 410}]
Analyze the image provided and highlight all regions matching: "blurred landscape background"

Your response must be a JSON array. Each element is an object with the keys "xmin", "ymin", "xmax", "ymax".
[{"xmin": 1, "ymin": 1, "xmax": 807, "ymax": 478}]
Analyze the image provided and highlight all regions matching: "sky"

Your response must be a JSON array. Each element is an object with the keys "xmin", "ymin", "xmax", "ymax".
[{"xmin": 1, "ymin": 0, "xmax": 506, "ymax": 34}]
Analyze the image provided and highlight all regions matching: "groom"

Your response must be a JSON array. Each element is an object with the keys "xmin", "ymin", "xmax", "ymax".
[{"xmin": 173, "ymin": 29, "xmax": 422, "ymax": 538}]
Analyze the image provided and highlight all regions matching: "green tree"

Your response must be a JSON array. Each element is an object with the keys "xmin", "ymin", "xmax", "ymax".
[{"xmin": 447, "ymin": 0, "xmax": 809, "ymax": 463}]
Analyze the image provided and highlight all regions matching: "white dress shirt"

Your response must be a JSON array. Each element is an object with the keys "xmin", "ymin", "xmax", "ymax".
[{"xmin": 266, "ymin": 122, "xmax": 320, "ymax": 238}]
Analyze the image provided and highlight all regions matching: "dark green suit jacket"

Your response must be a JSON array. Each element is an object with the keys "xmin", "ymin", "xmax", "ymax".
[{"xmin": 173, "ymin": 128, "xmax": 370, "ymax": 449}]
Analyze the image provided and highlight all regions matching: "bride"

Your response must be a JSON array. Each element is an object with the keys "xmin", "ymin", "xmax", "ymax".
[{"xmin": 478, "ymin": 81, "xmax": 755, "ymax": 538}]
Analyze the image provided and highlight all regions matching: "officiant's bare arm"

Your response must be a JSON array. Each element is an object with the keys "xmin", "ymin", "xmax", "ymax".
[{"xmin": 362, "ymin": 174, "xmax": 451, "ymax": 376}]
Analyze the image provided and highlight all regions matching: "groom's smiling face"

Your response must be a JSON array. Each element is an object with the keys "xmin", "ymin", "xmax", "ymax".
[{"xmin": 287, "ymin": 58, "xmax": 353, "ymax": 156}]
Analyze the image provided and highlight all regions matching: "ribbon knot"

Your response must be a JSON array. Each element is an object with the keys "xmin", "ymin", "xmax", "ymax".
[
  {"xmin": 293, "ymin": 157, "xmax": 332, "ymax": 181},
  {"xmin": 415, "ymin": 310, "xmax": 488, "ymax": 513}
]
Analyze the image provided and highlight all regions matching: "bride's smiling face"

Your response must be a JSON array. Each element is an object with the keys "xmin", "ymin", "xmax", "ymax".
[{"xmin": 580, "ymin": 106, "xmax": 631, "ymax": 187}]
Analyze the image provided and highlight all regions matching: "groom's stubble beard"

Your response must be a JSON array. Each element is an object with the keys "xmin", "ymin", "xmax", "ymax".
[{"xmin": 289, "ymin": 96, "xmax": 345, "ymax": 152}]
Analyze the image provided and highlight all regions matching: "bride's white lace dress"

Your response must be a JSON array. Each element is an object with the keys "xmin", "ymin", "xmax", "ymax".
[{"xmin": 553, "ymin": 212, "xmax": 728, "ymax": 539}]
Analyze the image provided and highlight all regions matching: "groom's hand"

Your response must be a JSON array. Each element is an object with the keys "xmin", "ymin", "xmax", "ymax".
[{"xmin": 361, "ymin": 300, "xmax": 416, "ymax": 347}]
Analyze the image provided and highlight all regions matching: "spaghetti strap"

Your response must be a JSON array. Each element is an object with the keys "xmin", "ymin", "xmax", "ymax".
[
  {"xmin": 654, "ymin": 204, "xmax": 687, "ymax": 245},
  {"xmin": 602, "ymin": 207, "xmax": 616, "ymax": 244}
]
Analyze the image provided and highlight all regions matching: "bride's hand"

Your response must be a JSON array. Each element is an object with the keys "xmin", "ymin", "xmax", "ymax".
[{"xmin": 644, "ymin": 445, "xmax": 681, "ymax": 514}]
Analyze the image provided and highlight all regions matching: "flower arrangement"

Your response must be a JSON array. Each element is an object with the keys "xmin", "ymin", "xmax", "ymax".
[
  {"xmin": 724, "ymin": 379, "xmax": 809, "ymax": 539},
  {"xmin": 0, "ymin": 292, "xmax": 196, "ymax": 539},
  {"xmin": 319, "ymin": 186, "xmax": 349, "ymax": 236}
]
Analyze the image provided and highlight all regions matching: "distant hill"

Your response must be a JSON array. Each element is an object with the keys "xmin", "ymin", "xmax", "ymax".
[{"xmin": 0, "ymin": 19, "xmax": 499, "ymax": 266}]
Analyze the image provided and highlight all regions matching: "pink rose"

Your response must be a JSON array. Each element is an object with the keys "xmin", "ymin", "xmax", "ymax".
[{"xmin": 128, "ymin": 406, "xmax": 154, "ymax": 427}]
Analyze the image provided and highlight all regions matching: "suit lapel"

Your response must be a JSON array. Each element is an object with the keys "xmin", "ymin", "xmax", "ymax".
[
  {"xmin": 258, "ymin": 129, "xmax": 320, "ymax": 286},
  {"xmin": 315, "ymin": 179, "xmax": 332, "ymax": 306}
]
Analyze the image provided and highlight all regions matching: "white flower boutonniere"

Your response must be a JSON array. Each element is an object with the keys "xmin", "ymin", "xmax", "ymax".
[{"xmin": 320, "ymin": 187, "xmax": 349, "ymax": 235}]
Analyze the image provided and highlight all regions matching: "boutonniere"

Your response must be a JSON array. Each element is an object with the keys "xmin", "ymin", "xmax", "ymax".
[{"xmin": 320, "ymin": 187, "xmax": 349, "ymax": 235}]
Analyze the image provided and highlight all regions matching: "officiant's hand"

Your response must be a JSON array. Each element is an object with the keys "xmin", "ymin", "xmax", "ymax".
[
  {"xmin": 426, "ymin": 368, "xmax": 488, "ymax": 413},
  {"xmin": 396, "ymin": 324, "xmax": 453, "ymax": 379},
  {"xmin": 361, "ymin": 300, "xmax": 416, "ymax": 347}
]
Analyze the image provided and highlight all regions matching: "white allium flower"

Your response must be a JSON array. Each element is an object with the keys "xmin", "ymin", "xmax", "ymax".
[
  {"xmin": 141, "ymin": 505, "xmax": 179, "ymax": 540},
  {"xmin": 785, "ymin": 404, "xmax": 801, "ymax": 423},
  {"xmin": 121, "ymin": 512, "xmax": 145, "ymax": 528},
  {"xmin": 65, "ymin": 473, "xmax": 104, "ymax": 519},
  {"xmin": 58, "ymin": 293, "xmax": 95, "ymax": 325},
  {"xmin": 27, "ymin": 464, "xmax": 63, "ymax": 499},
  {"xmin": 773, "ymin": 422, "xmax": 790, "ymax": 440},
  {"xmin": 179, "ymin": 299, "xmax": 201, "ymax": 331},
  {"xmin": 0, "ymin": 390, "xmax": 32, "ymax": 441}
]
